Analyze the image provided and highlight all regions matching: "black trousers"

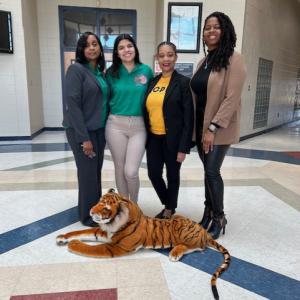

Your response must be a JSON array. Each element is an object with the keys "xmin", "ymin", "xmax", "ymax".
[
  {"xmin": 196, "ymin": 141, "xmax": 229, "ymax": 217},
  {"xmin": 146, "ymin": 134, "xmax": 181, "ymax": 210},
  {"xmin": 66, "ymin": 128, "xmax": 105, "ymax": 225}
]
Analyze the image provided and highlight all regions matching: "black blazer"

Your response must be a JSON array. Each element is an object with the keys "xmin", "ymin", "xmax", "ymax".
[
  {"xmin": 143, "ymin": 70, "xmax": 194, "ymax": 154},
  {"xmin": 63, "ymin": 62, "xmax": 106, "ymax": 143}
]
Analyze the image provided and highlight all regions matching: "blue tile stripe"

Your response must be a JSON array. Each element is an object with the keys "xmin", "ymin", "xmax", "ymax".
[
  {"xmin": 227, "ymin": 148, "xmax": 300, "ymax": 165},
  {"xmin": 0, "ymin": 207, "xmax": 78, "ymax": 254},
  {"xmin": 0, "ymin": 143, "xmax": 299, "ymax": 165},
  {"xmin": 157, "ymin": 248, "xmax": 300, "ymax": 300},
  {"xmin": 0, "ymin": 209, "xmax": 299, "ymax": 300},
  {"xmin": 0, "ymin": 143, "xmax": 70, "ymax": 153}
]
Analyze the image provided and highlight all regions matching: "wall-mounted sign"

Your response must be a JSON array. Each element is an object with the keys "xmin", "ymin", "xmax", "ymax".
[
  {"xmin": 154, "ymin": 60, "xmax": 194, "ymax": 78},
  {"xmin": 0, "ymin": 10, "xmax": 13, "ymax": 54},
  {"xmin": 167, "ymin": 3, "xmax": 202, "ymax": 53},
  {"xmin": 174, "ymin": 62, "xmax": 194, "ymax": 78}
]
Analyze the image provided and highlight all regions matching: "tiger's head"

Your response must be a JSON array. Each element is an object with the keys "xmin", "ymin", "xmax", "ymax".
[
  {"xmin": 90, "ymin": 189, "xmax": 141, "ymax": 229},
  {"xmin": 90, "ymin": 189, "xmax": 124, "ymax": 224}
]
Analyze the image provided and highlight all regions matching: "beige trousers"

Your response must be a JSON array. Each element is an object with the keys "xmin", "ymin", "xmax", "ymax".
[{"xmin": 105, "ymin": 114, "xmax": 146, "ymax": 202}]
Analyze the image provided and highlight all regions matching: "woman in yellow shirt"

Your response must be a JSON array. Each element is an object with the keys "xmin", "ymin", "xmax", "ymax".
[{"xmin": 143, "ymin": 42, "xmax": 194, "ymax": 219}]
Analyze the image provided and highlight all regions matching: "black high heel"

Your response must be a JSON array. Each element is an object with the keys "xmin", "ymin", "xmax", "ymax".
[
  {"xmin": 199, "ymin": 206, "xmax": 212, "ymax": 230},
  {"xmin": 208, "ymin": 215, "xmax": 227, "ymax": 240}
]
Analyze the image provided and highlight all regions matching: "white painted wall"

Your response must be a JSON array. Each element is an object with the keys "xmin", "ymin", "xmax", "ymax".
[
  {"xmin": 0, "ymin": 0, "xmax": 30, "ymax": 137},
  {"xmin": 22, "ymin": 0, "xmax": 44, "ymax": 134},
  {"xmin": 240, "ymin": 0, "xmax": 300, "ymax": 136}
]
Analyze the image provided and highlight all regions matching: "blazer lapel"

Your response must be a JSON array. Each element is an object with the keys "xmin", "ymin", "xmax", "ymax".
[
  {"xmin": 145, "ymin": 70, "xmax": 178, "ymax": 107},
  {"xmin": 164, "ymin": 71, "xmax": 178, "ymax": 103},
  {"xmin": 148, "ymin": 74, "xmax": 161, "ymax": 91},
  {"xmin": 79, "ymin": 63, "xmax": 103, "ymax": 91}
]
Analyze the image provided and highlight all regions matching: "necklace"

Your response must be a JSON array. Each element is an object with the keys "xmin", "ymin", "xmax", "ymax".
[
  {"xmin": 204, "ymin": 49, "xmax": 216, "ymax": 69},
  {"xmin": 204, "ymin": 55, "xmax": 209, "ymax": 70}
]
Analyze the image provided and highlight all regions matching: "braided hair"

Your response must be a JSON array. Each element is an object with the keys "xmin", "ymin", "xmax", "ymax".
[{"xmin": 202, "ymin": 12, "xmax": 236, "ymax": 72}]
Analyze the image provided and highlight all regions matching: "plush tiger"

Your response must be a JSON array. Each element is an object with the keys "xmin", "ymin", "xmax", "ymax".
[{"xmin": 56, "ymin": 189, "xmax": 230, "ymax": 300}]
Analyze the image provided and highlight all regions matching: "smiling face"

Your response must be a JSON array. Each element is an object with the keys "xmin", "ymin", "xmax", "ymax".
[
  {"xmin": 83, "ymin": 34, "xmax": 101, "ymax": 64},
  {"xmin": 157, "ymin": 44, "xmax": 177, "ymax": 75},
  {"xmin": 203, "ymin": 16, "xmax": 222, "ymax": 50},
  {"xmin": 117, "ymin": 39, "xmax": 136, "ymax": 64}
]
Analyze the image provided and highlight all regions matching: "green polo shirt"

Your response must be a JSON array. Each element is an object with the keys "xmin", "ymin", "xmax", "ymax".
[
  {"xmin": 88, "ymin": 63, "xmax": 108, "ymax": 128},
  {"xmin": 106, "ymin": 63, "xmax": 153, "ymax": 116}
]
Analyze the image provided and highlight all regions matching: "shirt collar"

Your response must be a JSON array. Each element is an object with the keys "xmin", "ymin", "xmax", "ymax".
[{"xmin": 120, "ymin": 63, "xmax": 140, "ymax": 74}]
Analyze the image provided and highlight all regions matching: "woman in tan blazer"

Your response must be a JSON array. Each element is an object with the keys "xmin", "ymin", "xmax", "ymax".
[{"xmin": 190, "ymin": 12, "xmax": 246, "ymax": 239}]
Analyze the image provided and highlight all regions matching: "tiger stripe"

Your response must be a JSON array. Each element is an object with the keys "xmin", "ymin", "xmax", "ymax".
[{"xmin": 208, "ymin": 238, "xmax": 231, "ymax": 300}]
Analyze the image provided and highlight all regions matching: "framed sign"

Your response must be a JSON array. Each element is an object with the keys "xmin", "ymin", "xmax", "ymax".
[
  {"xmin": 174, "ymin": 62, "xmax": 194, "ymax": 78},
  {"xmin": 153, "ymin": 57, "xmax": 194, "ymax": 78},
  {"xmin": 167, "ymin": 2, "xmax": 202, "ymax": 53}
]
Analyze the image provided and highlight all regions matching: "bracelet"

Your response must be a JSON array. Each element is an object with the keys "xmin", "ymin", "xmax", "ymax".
[{"xmin": 208, "ymin": 123, "xmax": 217, "ymax": 133}]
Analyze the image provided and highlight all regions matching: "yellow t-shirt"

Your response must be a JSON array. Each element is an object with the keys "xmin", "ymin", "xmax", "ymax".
[{"xmin": 146, "ymin": 76, "xmax": 171, "ymax": 134}]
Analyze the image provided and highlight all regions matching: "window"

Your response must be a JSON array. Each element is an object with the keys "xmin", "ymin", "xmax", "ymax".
[
  {"xmin": 99, "ymin": 12, "xmax": 134, "ymax": 49},
  {"xmin": 59, "ymin": 6, "xmax": 137, "ymax": 105},
  {"xmin": 63, "ymin": 11, "xmax": 97, "ymax": 48},
  {"xmin": 59, "ymin": 6, "xmax": 136, "ymax": 51},
  {"xmin": 59, "ymin": 6, "xmax": 136, "ymax": 72},
  {"xmin": 253, "ymin": 58, "xmax": 273, "ymax": 129}
]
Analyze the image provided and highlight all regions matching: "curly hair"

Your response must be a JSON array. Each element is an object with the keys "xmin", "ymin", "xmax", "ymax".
[
  {"xmin": 202, "ymin": 12, "xmax": 236, "ymax": 72},
  {"xmin": 75, "ymin": 32, "xmax": 105, "ymax": 72},
  {"xmin": 107, "ymin": 34, "xmax": 141, "ymax": 78}
]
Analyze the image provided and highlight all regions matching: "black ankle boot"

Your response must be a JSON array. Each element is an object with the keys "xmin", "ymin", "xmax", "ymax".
[
  {"xmin": 199, "ymin": 206, "xmax": 212, "ymax": 229},
  {"xmin": 208, "ymin": 215, "xmax": 227, "ymax": 239}
]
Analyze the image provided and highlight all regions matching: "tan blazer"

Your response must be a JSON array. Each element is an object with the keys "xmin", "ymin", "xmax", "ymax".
[{"xmin": 191, "ymin": 51, "xmax": 246, "ymax": 145}]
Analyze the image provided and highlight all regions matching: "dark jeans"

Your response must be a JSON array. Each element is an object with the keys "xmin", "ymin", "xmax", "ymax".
[
  {"xmin": 66, "ymin": 128, "xmax": 105, "ymax": 225},
  {"xmin": 146, "ymin": 134, "xmax": 181, "ymax": 210},
  {"xmin": 196, "ymin": 141, "xmax": 229, "ymax": 217}
]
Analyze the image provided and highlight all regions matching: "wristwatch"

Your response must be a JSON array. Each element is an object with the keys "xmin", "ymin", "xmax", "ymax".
[{"xmin": 208, "ymin": 123, "xmax": 217, "ymax": 133}]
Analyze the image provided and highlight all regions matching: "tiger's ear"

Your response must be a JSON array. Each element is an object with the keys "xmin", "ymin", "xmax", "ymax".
[
  {"xmin": 120, "ymin": 197, "xmax": 135, "ymax": 211},
  {"xmin": 107, "ymin": 188, "xmax": 116, "ymax": 194}
]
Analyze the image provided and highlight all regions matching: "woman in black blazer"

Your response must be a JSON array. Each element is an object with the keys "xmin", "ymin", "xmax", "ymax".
[
  {"xmin": 144, "ymin": 41, "xmax": 194, "ymax": 219},
  {"xmin": 63, "ymin": 32, "xmax": 108, "ymax": 227}
]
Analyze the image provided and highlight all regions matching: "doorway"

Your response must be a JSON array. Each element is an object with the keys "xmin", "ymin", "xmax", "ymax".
[{"xmin": 58, "ymin": 5, "xmax": 137, "ymax": 95}]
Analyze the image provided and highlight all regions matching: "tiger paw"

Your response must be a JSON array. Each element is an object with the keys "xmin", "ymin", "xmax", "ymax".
[
  {"xmin": 169, "ymin": 253, "xmax": 182, "ymax": 262},
  {"xmin": 56, "ymin": 234, "xmax": 68, "ymax": 246},
  {"xmin": 169, "ymin": 246, "xmax": 185, "ymax": 261},
  {"xmin": 68, "ymin": 240, "xmax": 82, "ymax": 252}
]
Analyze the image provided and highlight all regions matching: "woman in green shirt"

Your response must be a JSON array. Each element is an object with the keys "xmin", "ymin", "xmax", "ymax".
[{"xmin": 106, "ymin": 34, "xmax": 153, "ymax": 202}]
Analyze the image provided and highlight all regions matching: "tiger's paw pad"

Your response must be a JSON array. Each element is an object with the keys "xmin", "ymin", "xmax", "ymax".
[
  {"xmin": 169, "ymin": 254, "xmax": 181, "ymax": 262},
  {"xmin": 56, "ymin": 235, "xmax": 67, "ymax": 246}
]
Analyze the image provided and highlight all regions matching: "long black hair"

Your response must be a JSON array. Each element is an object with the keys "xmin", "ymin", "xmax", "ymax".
[
  {"xmin": 202, "ymin": 12, "xmax": 236, "ymax": 71},
  {"xmin": 75, "ymin": 32, "xmax": 105, "ymax": 72},
  {"xmin": 108, "ymin": 34, "xmax": 141, "ymax": 78}
]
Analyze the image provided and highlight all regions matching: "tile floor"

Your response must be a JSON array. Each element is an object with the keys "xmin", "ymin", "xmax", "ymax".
[{"xmin": 0, "ymin": 122, "xmax": 299, "ymax": 300}]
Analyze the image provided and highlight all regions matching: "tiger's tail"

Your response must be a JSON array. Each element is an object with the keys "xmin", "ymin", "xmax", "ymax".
[{"xmin": 208, "ymin": 237, "xmax": 231, "ymax": 300}]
